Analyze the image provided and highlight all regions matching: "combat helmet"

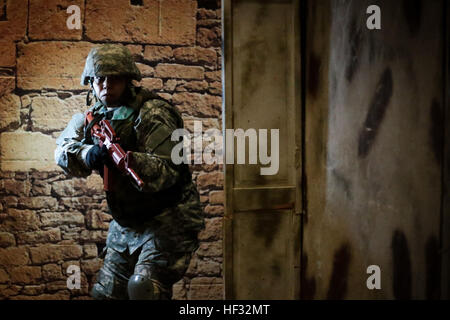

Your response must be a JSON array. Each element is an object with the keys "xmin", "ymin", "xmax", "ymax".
[{"xmin": 80, "ymin": 44, "xmax": 142, "ymax": 86}]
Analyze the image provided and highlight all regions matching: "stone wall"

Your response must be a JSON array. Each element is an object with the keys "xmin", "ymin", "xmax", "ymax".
[{"xmin": 0, "ymin": 0, "xmax": 223, "ymax": 300}]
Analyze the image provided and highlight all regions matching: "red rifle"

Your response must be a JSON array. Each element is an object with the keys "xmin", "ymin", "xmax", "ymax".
[{"xmin": 85, "ymin": 111, "xmax": 144, "ymax": 191}]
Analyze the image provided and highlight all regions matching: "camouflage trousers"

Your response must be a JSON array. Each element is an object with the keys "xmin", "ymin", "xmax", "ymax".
[{"xmin": 91, "ymin": 232, "xmax": 197, "ymax": 300}]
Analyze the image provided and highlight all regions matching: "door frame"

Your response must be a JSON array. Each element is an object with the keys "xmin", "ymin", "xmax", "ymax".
[{"xmin": 222, "ymin": 0, "xmax": 303, "ymax": 300}]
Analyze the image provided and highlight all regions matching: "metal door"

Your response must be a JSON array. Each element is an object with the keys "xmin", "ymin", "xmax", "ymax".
[{"xmin": 223, "ymin": 0, "xmax": 302, "ymax": 299}]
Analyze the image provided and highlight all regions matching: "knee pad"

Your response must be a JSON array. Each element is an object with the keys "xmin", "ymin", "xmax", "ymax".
[{"xmin": 127, "ymin": 274, "xmax": 158, "ymax": 300}]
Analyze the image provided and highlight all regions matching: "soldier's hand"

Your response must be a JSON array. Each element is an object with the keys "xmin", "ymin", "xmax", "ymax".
[{"xmin": 86, "ymin": 144, "xmax": 109, "ymax": 171}]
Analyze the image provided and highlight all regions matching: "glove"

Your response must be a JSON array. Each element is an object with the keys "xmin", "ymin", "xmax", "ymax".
[{"xmin": 85, "ymin": 144, "xmax": 109, "ymax": 171}]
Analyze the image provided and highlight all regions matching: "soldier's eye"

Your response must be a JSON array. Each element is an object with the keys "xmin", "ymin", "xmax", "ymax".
[{"xmin": 94, "ymin": 76, "xmax": 106, "ymax": 84}]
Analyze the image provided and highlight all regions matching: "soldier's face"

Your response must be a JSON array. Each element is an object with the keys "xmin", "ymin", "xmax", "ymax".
[{"xmin": 92, "ymin": 75, "xmax": 127, "ymax": 106}]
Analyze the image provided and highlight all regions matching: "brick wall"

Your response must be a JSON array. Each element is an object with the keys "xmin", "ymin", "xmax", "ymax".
[{"xmin": 0, "ymin": 0, "xmax": 223, "ymax": 300}]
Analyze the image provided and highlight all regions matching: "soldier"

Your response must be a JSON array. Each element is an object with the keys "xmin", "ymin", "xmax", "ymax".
[{"xmin": 55, "ymin": 44, "xmax": 205, "ymax": 300}]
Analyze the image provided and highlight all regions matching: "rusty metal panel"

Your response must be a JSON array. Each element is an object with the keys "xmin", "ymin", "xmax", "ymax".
[
  {"xmin": 232, "ymin": 187, "xmax": 296, "ymax": 211},
  {"xmin": 231, "ymin": 0, "xmax": 296, "ymax": 188},
  {"xmin": 232, "ymin": 210, "xmax": 296, "ymax": 299},
  {"xmin": 303, "ymin": 0, "xmax": 446, "ymax": 299},
  {"xmin": 223, "ymin": 0, "xmax": 302, "ymax": 299}
]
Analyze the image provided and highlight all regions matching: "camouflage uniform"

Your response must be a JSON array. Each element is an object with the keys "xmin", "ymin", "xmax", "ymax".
[{"xmin": 55, "ymin": 44, "xmax": 204, "ymax": 299}]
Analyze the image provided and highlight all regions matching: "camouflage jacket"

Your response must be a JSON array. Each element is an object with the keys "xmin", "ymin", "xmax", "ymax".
[{"xmin": 55, "ymin": 86, "xmax": 204, "ymax": 254}]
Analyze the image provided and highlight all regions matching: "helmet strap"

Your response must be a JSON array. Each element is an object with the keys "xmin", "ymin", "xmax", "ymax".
[
  {"xmin": 86, "ymin": 87, "xmax": 92, "ymax": 107},
  {"xmin": 87, "ymin": 79, "xmax": 99, "ymax": 106}
]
